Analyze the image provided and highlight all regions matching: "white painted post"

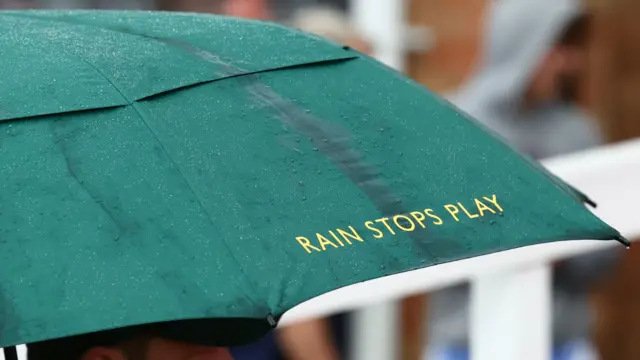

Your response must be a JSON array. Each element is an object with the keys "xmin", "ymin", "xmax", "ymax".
[
  {"xmin": 349, "ymin": 302, "xmax": 400, "ymax": 360},
  {"xmin": 470, "ymin": 264, "xmax": 552, "ymax": 360},
  {"xmin": 348, "ymin": 1, "xmax": 406, "ymax": 359},
  {"xmin": 17, "ymin": 345, "xmax": 26, "ymax": 360},
  {"xmin": 0, "ymin": 345, "xmax": 27, "ymax": 360},
  {"xmin": 350, "ymin": 0, "xmax": 406, "ymax": 70}
]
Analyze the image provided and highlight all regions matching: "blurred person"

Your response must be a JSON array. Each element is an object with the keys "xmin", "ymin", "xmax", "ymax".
[{"xmin": 423, "ymin": 0, "xmax": 623, "ymax": 360}]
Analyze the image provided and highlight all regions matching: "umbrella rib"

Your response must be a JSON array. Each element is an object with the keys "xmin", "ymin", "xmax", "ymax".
[
  {"xmin": 134, "ymin": 56, "xmax": 358, "ymax": 103},
  {"xmin": 127, "ymin": 102, "xmax": 266, "ymax": 312},
  {"xmin": 22, "ymin": 30, "xmax": 267, "ymax": 312}
]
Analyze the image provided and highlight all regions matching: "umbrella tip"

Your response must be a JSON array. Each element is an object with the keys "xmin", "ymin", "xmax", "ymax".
[
  {"xmin": 567, "ymin": 184, "xmax": 597, "ymax": 208},
  {"xmin": 615, "ymin": 235, "xmax": 631, "ymax": 248},
  {"xmin": 267, "ymin": 314, "xmax": 277, "ymax": 327},
  {"xmin": 584, "ymin": 197, "xmax": 597, "ymax": 208}
]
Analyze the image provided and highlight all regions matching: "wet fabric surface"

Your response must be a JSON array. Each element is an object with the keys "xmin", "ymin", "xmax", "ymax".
[{"xmin": 0, "ymin": 9, "xmax": 622, "ymax": 348}]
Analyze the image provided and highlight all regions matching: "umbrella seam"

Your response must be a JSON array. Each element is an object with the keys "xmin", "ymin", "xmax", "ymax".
[
  {"xmin": 0, "ymin": 104, "xmax": 129, "ymax": 124},
  {"xmin": 135, "ymin": 56, "xmax": 358, "ymax": 102},
  {"xmin": 123, "ymin": 104, "xmax": 266, "ymax": 314},
  {"xmin": 29, "ymin": 38, "xmax": 267, "ymax": 313}
]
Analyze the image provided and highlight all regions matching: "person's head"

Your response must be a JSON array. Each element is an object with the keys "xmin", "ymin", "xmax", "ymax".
[
  {"xmin": 289, "ymin": 6, "xmax": 373, "ymax": 56},
  {"xmin": 525, "ymin": 14, "xmax": 590, "ymax": 106},
  {"xmin": 26, "ymin": 327, "xmax": 233, "ymax": 360}
]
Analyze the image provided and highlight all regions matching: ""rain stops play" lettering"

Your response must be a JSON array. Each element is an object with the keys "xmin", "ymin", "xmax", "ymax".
[{"xmin": 295, "ymin": 194, "xmax": 504, "ymax": 254}]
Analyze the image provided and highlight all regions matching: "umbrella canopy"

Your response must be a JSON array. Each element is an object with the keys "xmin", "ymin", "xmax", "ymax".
[{"xmin": 0, "ymin": 10, "xmax": 627, "ymax": 349}]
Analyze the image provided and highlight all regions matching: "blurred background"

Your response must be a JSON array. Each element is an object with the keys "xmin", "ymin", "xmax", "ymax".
[{"xmin": 3, "ymin": 0, "xmax": 639, "ymax": 360}]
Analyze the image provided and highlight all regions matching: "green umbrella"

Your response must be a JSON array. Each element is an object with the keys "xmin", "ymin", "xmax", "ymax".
[{"xmin": 0, "ymin": 9, "xmax": 627, "ymax": 350}]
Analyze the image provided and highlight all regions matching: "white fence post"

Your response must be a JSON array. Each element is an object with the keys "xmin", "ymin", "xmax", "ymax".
[
  {"xmin": 0, "ymin": 345, "xmax": 27, "ymax": 360},
  {"xmin": 471, "ymin": 264, "xmax": 552, "ymax": 360},
  {"xmin": 349, "ymin": 302, "xmax": 400, "ymax": 360},
  {"xmin": 350, "ymin": 0, "xmax": 406, "ymax": 70}
]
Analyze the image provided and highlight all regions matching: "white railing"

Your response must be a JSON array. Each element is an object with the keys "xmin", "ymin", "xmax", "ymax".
[{"xmin": 280, "ymin": 138, "xmax": 640, "ymax": 360}]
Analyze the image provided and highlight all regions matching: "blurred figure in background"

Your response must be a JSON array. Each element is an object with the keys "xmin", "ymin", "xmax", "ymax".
[
  {"xmin": 230, "ymin": 4, "xmax": 371, "ymax": 360},
  {"xmin": 424, "ymin": 0, "xmax": 623, "ymax": 360}
]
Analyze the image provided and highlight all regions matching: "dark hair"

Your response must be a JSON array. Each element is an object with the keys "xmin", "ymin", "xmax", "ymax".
[
  {"xmin": 558, "ymin": 13, "xmax": 590, "ymax": 47},
  {"xmin": 25, "ymin": 317, "xmax": 274, "ymax": 359},
  {"xmin": 27, "ymin": 326, "xmax": 151, "ymax": 360}
]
